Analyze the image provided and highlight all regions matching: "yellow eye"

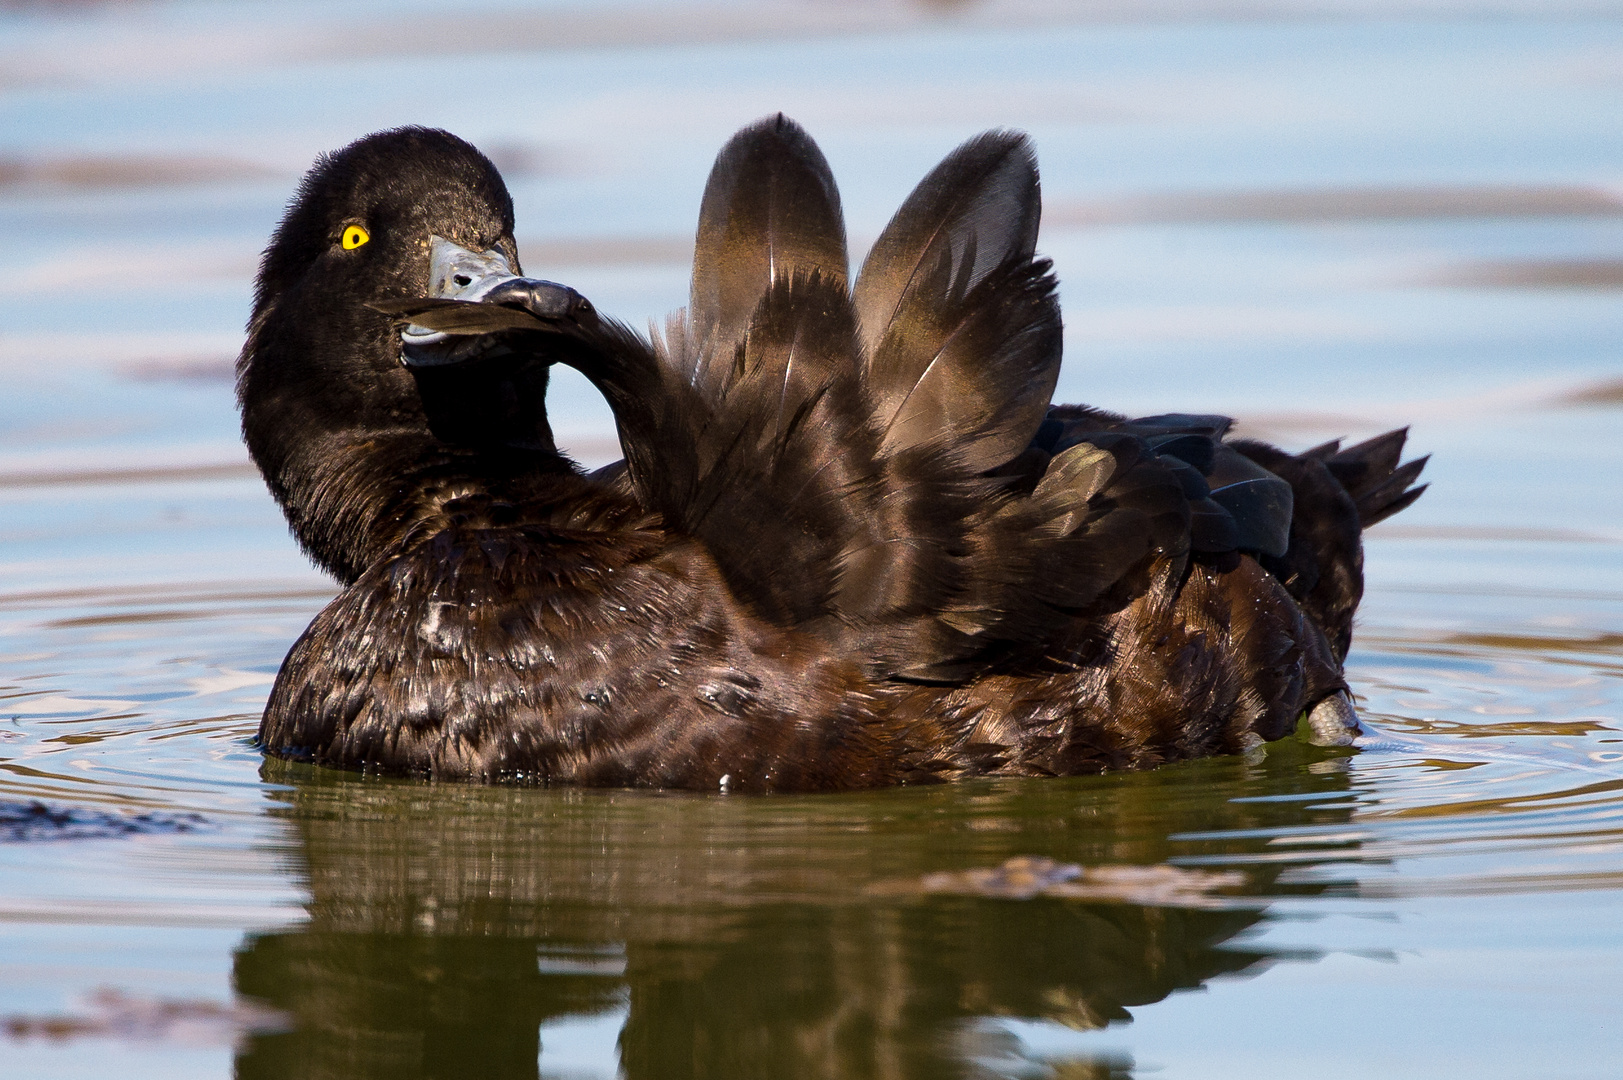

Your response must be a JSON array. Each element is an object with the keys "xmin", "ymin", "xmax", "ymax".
[{"xmin": 341, "ymin": 224, "xmax": 370, "ymax": 250}]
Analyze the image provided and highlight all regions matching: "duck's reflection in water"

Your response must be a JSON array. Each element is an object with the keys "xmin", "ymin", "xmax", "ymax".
[{"xmin": 234, "ymin": 748, "xmax": 1355, "ymax": 1079}]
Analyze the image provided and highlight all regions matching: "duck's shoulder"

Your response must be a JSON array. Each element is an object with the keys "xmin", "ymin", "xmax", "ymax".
[
  {"xmin": 260, "ymin": 486, "xmax": 671, "ymax": 755},
  {"xmin": 258, "ymin": 481, "xmax": 918, "ymax": 789}
]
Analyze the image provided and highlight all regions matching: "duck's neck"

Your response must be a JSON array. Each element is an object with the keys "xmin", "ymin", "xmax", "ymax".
[
  {"xmin": 239, "ymin": 305, "xmax": 583, "ymax": 584},
  {"xmin": 272, "ymin": 428, "xmax": 584, "ymax": 583}
]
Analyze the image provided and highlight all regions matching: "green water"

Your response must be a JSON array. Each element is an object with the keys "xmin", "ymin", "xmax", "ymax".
[{"xmin": 234, "ymin": 754, "xmax": 1343, "ymax": 1078}]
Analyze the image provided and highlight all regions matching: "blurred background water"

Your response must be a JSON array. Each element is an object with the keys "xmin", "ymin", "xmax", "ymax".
[{"xmin": 0, "ymin": 1, "xmax": 1620, "ymax": 1077}]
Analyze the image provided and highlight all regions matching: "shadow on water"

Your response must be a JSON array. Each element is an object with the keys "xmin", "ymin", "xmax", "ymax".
[{"xmin": 232, "ymin": 740, "xmax": 1358, "ymax": 1079}]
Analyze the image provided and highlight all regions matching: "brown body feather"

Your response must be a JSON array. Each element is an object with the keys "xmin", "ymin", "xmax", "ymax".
[{"xmin": 241, "ymin": 119, "xmax": 1426, "ymax": 791}]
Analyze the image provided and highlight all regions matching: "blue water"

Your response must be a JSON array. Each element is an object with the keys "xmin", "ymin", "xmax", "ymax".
[{"xmin": 1, "ymin": 2, "xmax": 1621, "ymax": 1077}]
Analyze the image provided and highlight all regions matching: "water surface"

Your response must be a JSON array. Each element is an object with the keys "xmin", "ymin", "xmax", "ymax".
[{"xmin": 1, "ymin": 2, "xmax": 1621, "ymax": 1077}]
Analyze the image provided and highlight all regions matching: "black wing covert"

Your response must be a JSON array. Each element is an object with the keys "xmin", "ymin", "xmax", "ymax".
[{"xmin": 1230, "ymin": 427, "xmax": 1428, "ymax": 660}]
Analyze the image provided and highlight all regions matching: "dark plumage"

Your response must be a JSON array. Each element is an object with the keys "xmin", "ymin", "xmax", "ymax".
[{"xmin": 239, "ymin": 117, "xmax": 1426, "ymax": 791}]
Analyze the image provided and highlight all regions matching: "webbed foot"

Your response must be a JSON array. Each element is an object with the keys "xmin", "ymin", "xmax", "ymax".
[{"xmin": 1306, "ymin": 689, "xmax": 1361, "ymax": 747}]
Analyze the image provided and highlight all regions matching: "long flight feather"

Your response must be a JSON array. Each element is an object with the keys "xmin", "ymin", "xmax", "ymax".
[{"xmin": 687, "ymin": 114, "xmax": 849, "ymax": 398}]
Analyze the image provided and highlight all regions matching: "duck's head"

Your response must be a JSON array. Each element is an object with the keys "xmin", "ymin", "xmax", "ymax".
[
  {"xmin": 252, "ymin": 126, "xmax": 517, "ymax": 329},
  {"xmin": 239, "ymin": 127, "xmax": 594, "ymax": 577},
  {"xmin": 245, "ymin": 124, "xmax": 599, "ymax": 439}
]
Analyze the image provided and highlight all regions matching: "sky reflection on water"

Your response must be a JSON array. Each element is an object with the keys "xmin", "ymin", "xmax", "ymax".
[{"xmin": 1, "ymin": 1, "xmax": 1621, "ymax": 1077}]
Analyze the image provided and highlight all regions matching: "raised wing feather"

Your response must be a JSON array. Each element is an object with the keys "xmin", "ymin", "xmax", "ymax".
[
  {"xmin": 854, "ymin": 131, "xmax": 1056, "ymax": 474},
  {"xmin": 653, "ymin": 271, "xmax": 886, "ymax": 626},
  {"xmin": 854, "ymin": 131, "xmax": 1041, "ymax": 358},
  {"xmin": 577, "ymin": 120, "xmax": 1385, "ymax": 683},
  {"xmin": 611, "ymin": 124, "xmax": 1206, "ymax": 679},
  {"xmin": 685, "ymin": 114, "xmax": 849, "ymax": 398}
]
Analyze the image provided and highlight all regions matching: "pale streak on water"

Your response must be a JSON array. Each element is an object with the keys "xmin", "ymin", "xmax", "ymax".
[{"xmin": 0, "ymin": 2, "xmax": 1621, "ymax": 1078}]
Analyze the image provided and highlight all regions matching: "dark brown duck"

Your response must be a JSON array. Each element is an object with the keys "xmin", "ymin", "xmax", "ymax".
[{"xmin": 238, "ymin": 117, "xmax": 1426, "ymax": 792}]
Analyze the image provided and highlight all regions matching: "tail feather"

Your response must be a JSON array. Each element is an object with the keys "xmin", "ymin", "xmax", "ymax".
[
  {"xmin": 1349, "ymin": 456, "xmax": 1429, "ymax": 527},
  {"xmin": 1322, "ymin": 428, "xmax": 1405, "ymax": 495},
  {"xmin": 1321, "ymin": 429, "xmax": 1428, "ymax": 527},
  {"xmin": 1301, "ymin": 438, "xmax": 1342, "ymax": 460}
]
